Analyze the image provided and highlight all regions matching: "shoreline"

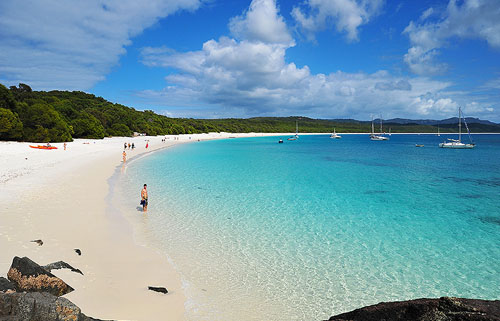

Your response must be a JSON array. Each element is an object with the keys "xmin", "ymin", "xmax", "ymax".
[
  {"xmin": 2, "ymin": 132, "xmax": 499, "ymax": 319},
  {"xmin": 0, "ymin": 133, "xmax": 286, "ymax": 320}
]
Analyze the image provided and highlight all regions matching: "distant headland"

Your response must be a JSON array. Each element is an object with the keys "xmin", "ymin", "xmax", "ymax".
[{"xmin": 1, "ymin": 83, "xmax": 499, "ymax": 143}]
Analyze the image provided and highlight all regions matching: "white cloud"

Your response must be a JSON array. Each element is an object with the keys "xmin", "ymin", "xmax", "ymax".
[
  {"xmin": 291, "ymin": 0, "xmax": 384, "ymax": 41},
  {"xmin": 229, "ymin": 0, "xmax": 293, "ymax": 45},
  {"xmin": 375, "ymin": 79, "xmax": 412, "ymax": 91},
  {"xmin": 420, "ymin": 7, "xmax": 434, "ymax": 21},
  {"xmin": 482, "ymin": 77, "xmax": 500, "ymax": 89},
  {"xmin": 0, "ymin": 0, "xmax": 204, "ymax": 90},
  {"xmin": 411, "ymin": 97, "xmax": 457, "ymax": 115},
  {"xmin": 141, "ymin": 34, "xmax": 472, "ymax": 119},
  {"xmin": 137, "ymin": 0, "xmax": 497, "ymax": 120},
  {"xmin": 404, "ymin": 0, "xmax": 500, "ymax": 75}
]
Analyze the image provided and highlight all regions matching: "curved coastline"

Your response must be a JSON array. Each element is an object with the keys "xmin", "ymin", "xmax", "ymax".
[
  {"xmin": 106, "ymin": 133, "xmax": 290, "ymax": 320},
  {"xmin": 0, "ymin": 132, "xmax": 289, "ymax": 321},
  {"xmin": 113, "ymin": 134, "xmax": 500, "ymax": 321}
]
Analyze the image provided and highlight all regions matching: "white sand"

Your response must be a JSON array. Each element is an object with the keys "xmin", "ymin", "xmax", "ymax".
[{"xmin": 0, "ymin": 133, "xmax": 288, "ymax": 320}]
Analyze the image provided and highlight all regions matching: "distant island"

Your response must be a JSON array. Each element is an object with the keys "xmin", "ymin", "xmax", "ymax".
[{"xmin": 1, "ymin": 83, "xmax": 499, "ymax": 142}]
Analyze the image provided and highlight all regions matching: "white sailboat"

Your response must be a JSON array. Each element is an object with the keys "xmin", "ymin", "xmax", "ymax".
[
  {"xmin": 330, "ymin": 128, "xmax": 341, "ymax": 139},
  {"xmin": 370, "ymin": 116, "xmax": 389, "ymax": 141},
  {"xmin": 287, "ymin": 120, "xmax": 299, "ymax": 140},
  {"xmin": 439, "ymin": 107, "xmax": 475, "ymax": 149}
]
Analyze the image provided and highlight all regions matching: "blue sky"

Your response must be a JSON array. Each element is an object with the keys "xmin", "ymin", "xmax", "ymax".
[{"xmin": 1, "ymin": 0, "xmax": 499, "ymax": 121}]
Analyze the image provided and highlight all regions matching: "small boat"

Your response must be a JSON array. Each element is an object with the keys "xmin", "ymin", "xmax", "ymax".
[
  {"xmin": 370, "ymin": 116, "xmax": 389, "ymax": 141},
  {"xmin": 439, "ymin": 107, "xmax": 475, "ymax": 149},
  {"xmin": 288, "ymin": 120, "xmax": 299, "ymax": 140},
  {"xmin": 29, "ymin": 145, "xmax": 58, "ymax": 150},
  {"xmin": 278, "ymin": 139, "xmax": 283, "ymax": 143},
  {"xmin": 330, "ymin": 128, "xmax": 341, "ymax": 139},
  {"xmin": 415, "ymin": 144, "xmax": 424, "ymax": 147}
]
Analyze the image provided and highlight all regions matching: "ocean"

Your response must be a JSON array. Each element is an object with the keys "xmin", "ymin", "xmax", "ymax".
[{"xmin": 118, "ymin": 134, "xmax": 500, "ymax": 321}]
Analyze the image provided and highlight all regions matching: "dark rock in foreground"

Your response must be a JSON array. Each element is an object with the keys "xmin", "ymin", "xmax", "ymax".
[
  {"xmin": 7, "ymin": 256, "xmax": 74, "ymax": 296},
  {"xmin": 148, "ymin": 286, "xmax": 168, "ymax": 294},
  {"xmin": 43, "ymin": 260, "xmax": 84, "ymax": 275},
  {"xmin": 0, "ymin": 291, "xmax": 108, "ymax": 321},
  {"xmin": 0, "ymin": 277, "xmax": 15, "ymax": 292},
  {"xmin": 327, "ymin": 297, "xmax": 500, "ymax": 321}
]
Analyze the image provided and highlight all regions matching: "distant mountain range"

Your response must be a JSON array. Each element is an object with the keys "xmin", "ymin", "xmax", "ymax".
[
  {"xmin": 382, "ymin": 117, "xmax": 499, "ymax": 126},
  {"xmin": 330, "ymin": 117, "xmax": 499, "ymax": 125}
]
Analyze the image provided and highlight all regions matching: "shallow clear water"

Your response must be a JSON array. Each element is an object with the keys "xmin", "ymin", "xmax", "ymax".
[{"xmin": 120, "ymin": 134, "xmax": 500, "ymax": 320}]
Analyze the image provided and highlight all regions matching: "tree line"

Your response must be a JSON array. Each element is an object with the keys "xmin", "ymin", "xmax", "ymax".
[{"xmin": 1, "ymin": 83, "xmax": 498, "ymax": 142}]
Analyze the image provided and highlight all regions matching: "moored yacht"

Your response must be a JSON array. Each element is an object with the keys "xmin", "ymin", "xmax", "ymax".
[
  {"xmin": 330, "ymin": 128, "xmax": 341, "ymax": 139},
  {"xmin": 370, "ymin": 116, "xmax": 389, "ymax": 141},
  {"xmin": 439, "ymin": 107, "xmax": 475, "ymax": 149}
]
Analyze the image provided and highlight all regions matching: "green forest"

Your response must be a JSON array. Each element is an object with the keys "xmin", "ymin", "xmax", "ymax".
[{"xmin": 1, "ymin": 83, "xmax": 499, "ymax": 142}]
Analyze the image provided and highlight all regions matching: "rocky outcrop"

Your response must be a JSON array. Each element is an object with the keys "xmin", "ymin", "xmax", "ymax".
[
  {"xmin": 0, "ymin": 277, "xmax": 15, "ymax": 292},
  {"xmin": 327, "ymin": 297, "xmax": 500, "ymax": 321},
  {"xmin": 7, "ymin": 256, "xmax": 74, "ymax": 296},
  {"xmin": 0, "ymin": 291, "xmax": 107, "ymax": 321}
]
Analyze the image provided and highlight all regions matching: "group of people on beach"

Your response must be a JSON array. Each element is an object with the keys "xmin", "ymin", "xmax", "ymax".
[{"xmin": 124, "ymin": 142, "xmax": 135, "ymax": 150}]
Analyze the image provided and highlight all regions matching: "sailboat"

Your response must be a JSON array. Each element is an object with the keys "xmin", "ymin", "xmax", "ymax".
[
  {"xmin": 287, "ymin": 120, "xmax": 299, "ymax": 141},
  {"xmin": 330, "ymin": 128, "xmax": 341, "ymax": 139},
  {"xmin": 370, "ymin": 116, "xmax": 389, "ymax": 141},
  {"xmin": 439, "ymin": 107, "xmax": 475, "ymax": 149}
]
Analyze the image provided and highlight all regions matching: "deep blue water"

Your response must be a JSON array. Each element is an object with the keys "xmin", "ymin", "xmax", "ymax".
[{"xmin": 121, "ymin": 134, "xmax": 500, "ymax": 321}]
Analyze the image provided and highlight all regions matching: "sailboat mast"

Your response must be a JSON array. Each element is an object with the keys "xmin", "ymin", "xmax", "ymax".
[
  {"xmin": 295, "ymin": 120, "xmax": 298, "ymax": 134},
  {"xmin": 371, "ymin": 116, "xmax": 374, "ymax": 134},
  {"xmin": 459, "ymin": 107, "xmax": 462, "ymax": 143}
]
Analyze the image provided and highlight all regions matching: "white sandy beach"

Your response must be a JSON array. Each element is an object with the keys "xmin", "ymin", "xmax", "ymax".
[{"xmin": 0, "ymin": 132, "xmax": 288, "ymax": 320}]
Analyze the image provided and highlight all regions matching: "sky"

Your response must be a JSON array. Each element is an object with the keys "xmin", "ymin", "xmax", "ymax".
[{"xmin": 1, "ymin": 0, "xmax": 500, "ymax": 121}]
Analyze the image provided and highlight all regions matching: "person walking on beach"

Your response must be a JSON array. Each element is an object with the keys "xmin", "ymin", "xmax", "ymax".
[
  {"xmin": 124, "ymin": 142, "xmax": 127, "ymax": 150},
  {"xmin": 141, "ymin": 184, "xmax": 148, "ymax": 212},
  {"xmin": 131, "ymin": 143, "xmax": 135, "ymax": 149},
  {"xmin": 146, "ymin": 141, "xmax": 149, "ymax": 149},
  {"xmin": 63, "ymin": 142, "xmax": 67, "ymax": 150},
  {"xmin": 122, "ymin": 150, "xmax": 127, "ymax": 162}
]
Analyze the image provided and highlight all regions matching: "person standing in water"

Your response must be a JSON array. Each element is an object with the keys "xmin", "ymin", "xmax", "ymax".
[{"xmin": 140, "ymin": 184, "xmax": 148, "ymax": 212}]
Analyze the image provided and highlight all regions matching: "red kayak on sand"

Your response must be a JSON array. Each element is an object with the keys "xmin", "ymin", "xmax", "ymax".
[{"xmin": 29, "ymin": 145, "xmax": 58, "ymax": 150}]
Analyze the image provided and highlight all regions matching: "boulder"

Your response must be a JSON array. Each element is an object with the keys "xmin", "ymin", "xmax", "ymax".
[
  {"xmin": 0, "ymin": 277, "xmax": 15, "ymax": 292},
  {"xmin": 327, "ymin": 297, "xmax": 500, "ymax": 321},
  {"xmin": 0, "ymin": 291, "xmax": 108, "ymax": 321},
  {"xmin": 7, "ymin": 256, "xmax": 73, "ymax": 296}
]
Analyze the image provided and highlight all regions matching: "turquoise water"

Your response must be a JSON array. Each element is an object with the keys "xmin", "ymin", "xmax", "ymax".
[{"xmin": 121, "ymin": 134, "xmax": 500, "ymax": 320}]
